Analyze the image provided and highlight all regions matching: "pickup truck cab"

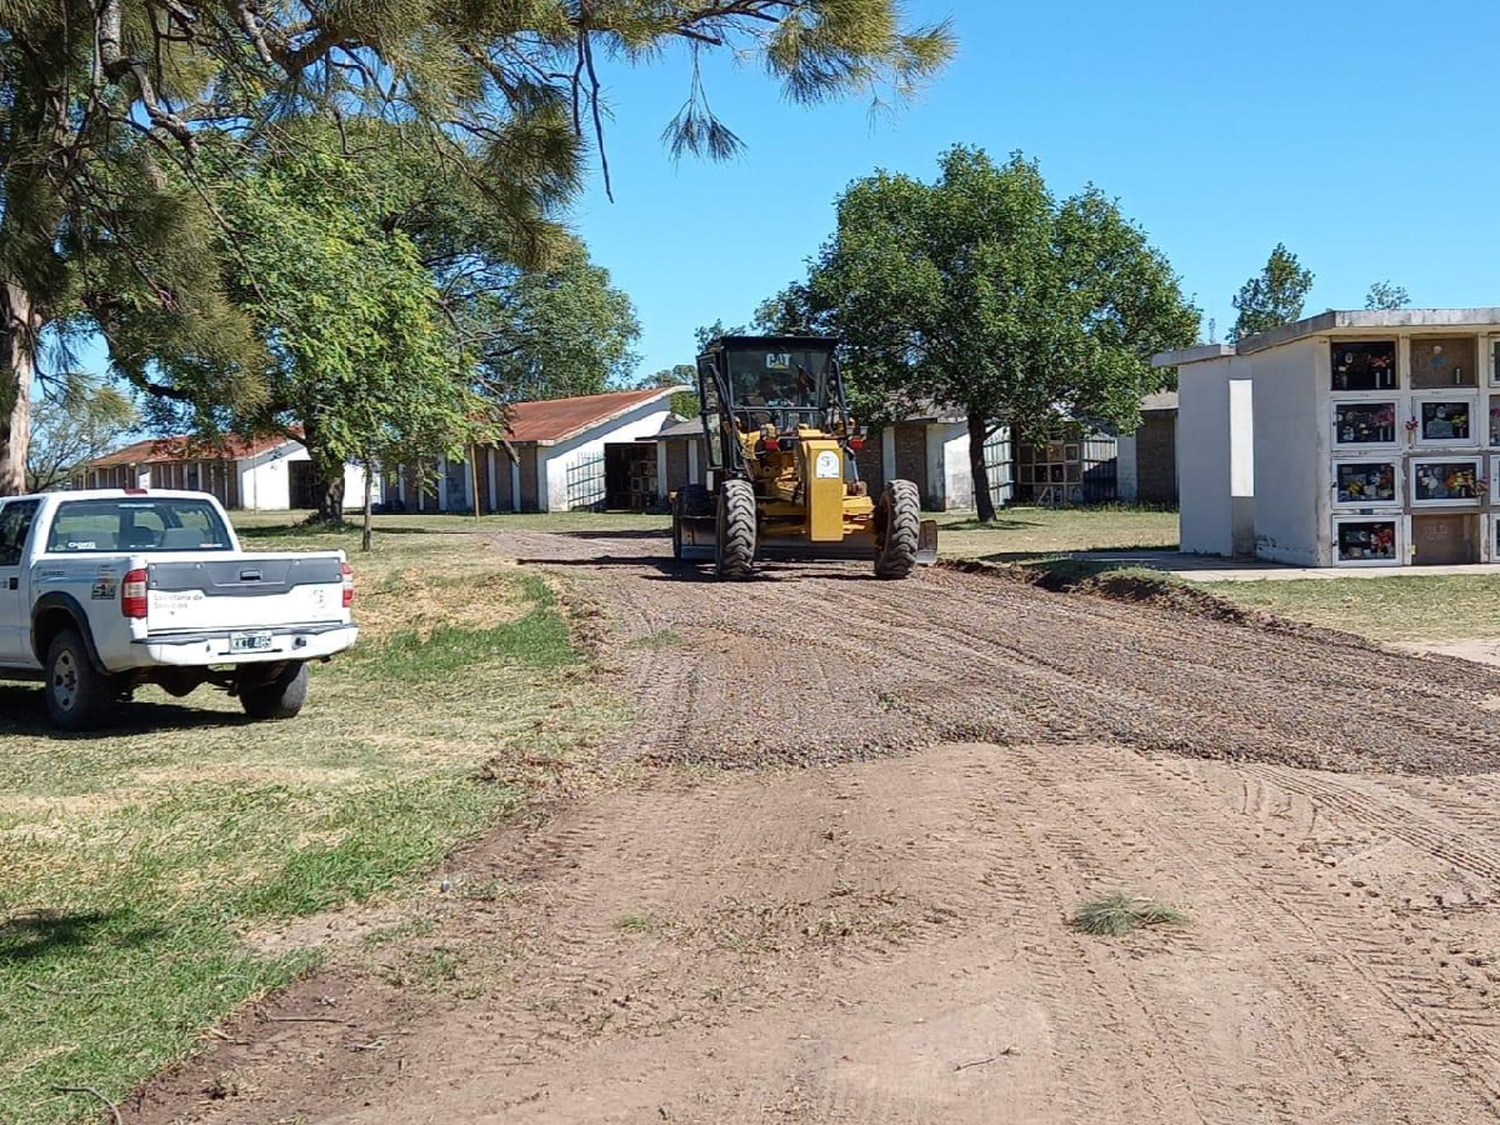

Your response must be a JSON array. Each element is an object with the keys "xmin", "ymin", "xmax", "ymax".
[{"xmin": 0, "ymin": 489, "xmax": 357, "ymax": 730}]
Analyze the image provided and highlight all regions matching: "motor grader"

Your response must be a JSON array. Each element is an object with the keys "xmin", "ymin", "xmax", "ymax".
[{"xmin": 671, "ymin": 335, "xmax": 936, "ymax": 579}]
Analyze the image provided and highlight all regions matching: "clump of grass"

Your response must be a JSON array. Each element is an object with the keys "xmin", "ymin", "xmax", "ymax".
[
  {"xmin": 627, "ymin": 628, "xmax": 681, "ymax": 650},
  {"xmin": 617, "ymin": 912, "xmax": 655, "ymax": 934},
  {"xmin": 1069, "ymin": 892, "xmax": 1189, "ymax": 937}
]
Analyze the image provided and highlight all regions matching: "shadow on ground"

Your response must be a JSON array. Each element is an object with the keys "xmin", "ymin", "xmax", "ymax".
[
  {"xmin": 0, "ymin": 684, "xmax": 254, "ymax": 739},
  {"xmin": 0, "ymin": 909, "xmax": 166, "ymax": 962}
]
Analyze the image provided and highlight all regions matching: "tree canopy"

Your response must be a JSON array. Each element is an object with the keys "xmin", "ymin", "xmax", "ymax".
[
  {"xmin": 1230, "ymin": 244, "xmax": 1314, "ymax": 342},
  {"xmin": 0, "ymin": 1, "xmax": 955, "ymax": 494},
  {"xmin": 1365, "ymin": 280, "xmax": 1411, "ymax": 311},
  {"xmin": 779, "ymin": 146, "xmax": 1200, "ymax": 521},
  {"xmin": 26, "ymin": 378, "xmax": 136, "ymax": 494}
]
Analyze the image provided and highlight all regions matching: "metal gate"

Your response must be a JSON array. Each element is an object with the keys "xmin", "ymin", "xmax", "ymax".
[
  {"xmin": 983, "ymin": 428, "xmax": 1014, "ymax": 508},
  {"xmin": 565, "ymin": 451, "xmax": 606, "ymax": 511}
]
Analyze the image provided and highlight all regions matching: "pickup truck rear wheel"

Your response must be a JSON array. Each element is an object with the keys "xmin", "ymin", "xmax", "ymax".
[
  {"xmin": 45, "ymin": 627, "xmax": 115, "ymax": 732},
  {"xmin": 240, "ymin": 662, "xmax": 309, "ymax": 721}
]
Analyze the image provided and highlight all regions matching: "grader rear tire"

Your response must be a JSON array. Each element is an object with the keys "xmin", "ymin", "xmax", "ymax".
[
  {"xmin": 874, "ymin": 479, "xmax": 920, "ymax": 579},
  {"xmin": 715, "ymin": 479, "xmax": 757, "ymax": 580}
]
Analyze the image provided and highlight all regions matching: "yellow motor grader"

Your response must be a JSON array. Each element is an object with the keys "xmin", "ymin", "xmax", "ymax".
[{"xmin": 672, "ymin": 335, "xmax": 937, "ymax": 579}]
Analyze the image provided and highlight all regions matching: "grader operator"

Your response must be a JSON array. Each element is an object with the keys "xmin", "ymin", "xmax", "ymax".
[{"xmin": 671, "ymin": 335, "xmax": 936, "ymax": 580}]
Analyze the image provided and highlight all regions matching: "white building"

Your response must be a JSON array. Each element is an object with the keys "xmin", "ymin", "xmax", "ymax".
[
  {"xmin": 386, "ymin": 386, "xmax": 684, "ymax": 513},
  {"xmin": 1157, "ymin": 308, "xmax": 1500, "ymax": 567},
  {"xmin": 81, "ymin": 434, "xmax": 375, "ymax": 511}
]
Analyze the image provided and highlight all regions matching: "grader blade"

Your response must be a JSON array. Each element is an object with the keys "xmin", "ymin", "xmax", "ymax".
[{"xmin": 917, "ymin": 520, "xmax": 939, "ymax": 565}]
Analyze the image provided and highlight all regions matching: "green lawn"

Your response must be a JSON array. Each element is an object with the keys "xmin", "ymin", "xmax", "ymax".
[
  {"xmin": 1200, "ymin": 575, "xmax": 1500, "ymax": 642},
  {"xmin": 1, "ymin": 517, "xmax": 626, "ymax": 1125},
  {"xmin": 928, "ymin": 505, "xmax": 1500, "ymax": 644},
  {"xmin": 232, "ymin": 508, "xmax": 671, "ymax": 535},
  {"xmin": 934, "ymin": 504, "xmax": 1179, "ymax": 561}
]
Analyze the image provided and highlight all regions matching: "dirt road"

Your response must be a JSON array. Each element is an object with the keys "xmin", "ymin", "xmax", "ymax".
[{"xmin": 134, "ymin": 531, "xmax": 1500, "ymax": 1124}]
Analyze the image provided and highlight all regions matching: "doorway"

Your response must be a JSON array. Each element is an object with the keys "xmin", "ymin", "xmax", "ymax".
[
  {"xmin": 288, "ymin": 460, "xmax": 319, "ymax": 509},
  {"xmin": 1411, "ymin": 513, "xmax": 1479, "ymax": 566},
  {"xmin": 603, "ymin": 442, "xmax": 657, "ymax": 510}
]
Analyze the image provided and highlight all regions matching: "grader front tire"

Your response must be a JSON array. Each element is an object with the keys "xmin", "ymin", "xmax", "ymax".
[
  {"xmin": 874, "ymin": 479, "xmax": 920, "ymax": 579},
  {"xmin": 715, "ymin": 479, "xmax": 757, "ymax": 580}
]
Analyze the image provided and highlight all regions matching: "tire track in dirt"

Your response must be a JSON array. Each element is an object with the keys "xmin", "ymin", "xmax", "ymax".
[
  {"xmin": 516, "ymin": 528, "xmax": 1500, "ymax": 775},
  {"xmin": 136, "ymin": 741, "xmax": 1500, "ymax": 1124},
  {"xmin": 128, "ymin": 527, "xmax": 1500, "ymax": 1124}
]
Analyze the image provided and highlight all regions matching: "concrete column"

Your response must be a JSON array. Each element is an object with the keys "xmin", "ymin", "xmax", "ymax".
[
  {"xmin": 486, "ymin": 447, "xmax": 498, "ymax": 513},
  {"xmin": 925, "ymin": 423, "xmax": 948, "ymax": 509},
  {"xmin": 688, "ymin": 439, "xmax": 699, "ymax": 485},
  {"xmin": 881, "ymin": 426, "xmax": 896, "ymax": 485},
  {"xmin": 510, "ymin": 459, "xmax": 521, "ymax": 512},
  {"xmin": 436, "ymin": 456, "xmax": 449, "ymax": 512},
  {"xmin": 1117, "ymin": 433, "xmax": 1139, "ymax": 502},
  {"xmin": 656, "ymin": 441, "xmax": 669, "ymax": 502}
]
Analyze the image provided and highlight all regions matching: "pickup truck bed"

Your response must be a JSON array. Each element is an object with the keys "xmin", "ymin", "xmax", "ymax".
[{"xmin": 0, "ymin": 489, "xmax": 357, "ymax": 729}]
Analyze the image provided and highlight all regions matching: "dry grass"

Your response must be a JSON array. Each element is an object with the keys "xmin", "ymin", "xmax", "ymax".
[{"xmin": 0, "ymin": 516, "xmax": 628, "ymax": 1125}]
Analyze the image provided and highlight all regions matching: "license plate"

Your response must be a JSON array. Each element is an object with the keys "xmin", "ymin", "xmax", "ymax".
[{"xmin": 229, "ymin": 631, "xmax": 274, "ymax": 653}]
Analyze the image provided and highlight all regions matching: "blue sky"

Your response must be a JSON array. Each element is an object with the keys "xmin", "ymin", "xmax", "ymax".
[{"xmin": 570, "ymin": 0, "xmax": 1500, "ymax": 376}]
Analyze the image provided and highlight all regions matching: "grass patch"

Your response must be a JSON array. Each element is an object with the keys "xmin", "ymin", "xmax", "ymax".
[
  {"xmin": 627, "ymin": 628, "xmax": 681, "ymax": 650},
  {"xmin": 1202, "ymin": 574, "xmax": 1500, "ymax": 642},
  {"xmin": 617, "ymin": 912, "xmax": 655, "ymax": 934},
  {"xmin": 0, "ymin": 516, "xmax": 627, "ymax": 1125},
  {"xmin": 936, "ymin": 505, "xmax": 1178, "ymax": 562},
  {"xmin": 1069, "ymin": 892, "xmax": 1189, "ymax": 938}
]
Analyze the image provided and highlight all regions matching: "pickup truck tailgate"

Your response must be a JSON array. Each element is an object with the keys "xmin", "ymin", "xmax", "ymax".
[{"xmin": 146, "ymin": 556, "xmax": 346, "ymax": 631}]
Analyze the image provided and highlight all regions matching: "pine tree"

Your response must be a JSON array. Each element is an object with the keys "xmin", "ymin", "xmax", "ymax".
[{"xmin": 0, "ymin": 2, "xmax": 954, "ymax": 494}]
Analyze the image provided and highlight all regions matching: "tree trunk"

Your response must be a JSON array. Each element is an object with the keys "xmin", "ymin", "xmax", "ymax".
[
  {"xmin": 300, "ymin": 419, "xmax": 347, "ymax": 526},
  {"xmin": 361, "ymin": 464, "xmax": 373, "ymax": 552},
  {"xmin": 0, "ymin": 280, "xmax": 37, "ymax": 496},
  {"xmin": 967, "ymin": 411, "xmax": 996, "ymax": 524}
]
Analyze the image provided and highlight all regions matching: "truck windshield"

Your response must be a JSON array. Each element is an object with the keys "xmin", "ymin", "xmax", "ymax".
[{"xmin": 47, "ymin": 498, "xmax": 233, "ymax": 553}]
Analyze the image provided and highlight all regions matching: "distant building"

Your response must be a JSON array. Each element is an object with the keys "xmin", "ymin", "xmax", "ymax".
[
  {"xmin": 79, "ymin": 433, "xmax": 374, "ymax": 512},
  {"xmin": 1116, "ymin": 391, "xmax": 1179, "ymax": 505},
  {"xmin": 651, "ymin": 398, "xmax": 1182, "ymax": 513},
  {"xmin": 386, "ymin": 386, "xmax": 685, "ymax": 514}
]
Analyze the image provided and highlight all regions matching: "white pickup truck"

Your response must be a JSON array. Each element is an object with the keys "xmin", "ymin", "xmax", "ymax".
[{"xmin": 0, "ymin": 489, "xmax": 357, "ymax": 730}]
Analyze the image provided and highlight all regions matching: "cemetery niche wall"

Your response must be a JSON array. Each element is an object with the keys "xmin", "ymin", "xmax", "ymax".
[{"xmin": 1158, "ymin": 310, "xmax": 1500, "ymax": 567}]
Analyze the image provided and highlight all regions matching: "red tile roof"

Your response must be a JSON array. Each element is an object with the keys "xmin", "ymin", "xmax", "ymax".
[
  {"xmin": 87, "ymin": 432, "xmax": 299, "ymax": 469},
  {"xmin": 504, "ymin": 387, "xmax": 681, "ymax": 444}
]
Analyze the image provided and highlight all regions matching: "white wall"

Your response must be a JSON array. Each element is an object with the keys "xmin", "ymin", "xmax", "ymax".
[
  {"xmin": 237, "ymin": 443, "xmax": 301, "ymax": 511},
  {"xmin": 342, "ymin": 463, "xmax": 382, "ymax": 510},
  {"xmin": 234, "ymin": 442, "xmax": 377, "ymax": 511},
  {"xmin": 540, "ymin": 400, "xmax": 674, "ymax": 512},
  {"xmin": 1176, "ymin": 357, "xmax": 1238, "ymax": 555},
  {"xmin": 938, "ymin": 422, "xmax": 974, "ymax": 510},
  {"xmin": 1249, "ymin": 339, "xmax": 1321, "ymax": 565}
]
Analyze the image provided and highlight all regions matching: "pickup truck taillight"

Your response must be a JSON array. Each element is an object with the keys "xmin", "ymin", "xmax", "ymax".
[
  {"xmin": 122, "ymin": 568, "xmax": 148, "ymax": 618},
  {"xmin": 341, "ymin": 562, "xmax": 354, "ymax": 608}
]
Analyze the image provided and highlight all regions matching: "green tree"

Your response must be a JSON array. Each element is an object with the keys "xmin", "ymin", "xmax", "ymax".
[
  {"xmin": 468, "ymin": 244, "xmax": 641, "ymax": 403},
  {"xmin": 1365, "ymin": 280, "xmax": 1411, "ymax": 310},
  {"xmin": 694, "ymin": 320, "xmax": 747, "ymax": 351},
  {"xmin": 26, "ymin": 377, "xmax": 137, "ymax": 493},
  {"xmin": 0, "ymin": 3, "xmax": 954, "ymax": 496},
  {"xmin": 795, "ymin": 147, "xmax": 1199, "ymax": 523},
  {"xmin": 208, "ymin": 133, "xmax": 486, "ymax": 528},
  {"xmin": 638, "ymin": 364, "xmax": 700, "ymax": 418},
  {"xmin": 1231, "ymin": 244, "xmax": 1314, "ymax": 342}
]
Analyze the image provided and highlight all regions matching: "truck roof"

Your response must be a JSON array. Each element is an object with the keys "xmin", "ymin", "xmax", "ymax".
[{"xmin": 7, "ymin": 489, "xmax": 224, "ymax": 503}]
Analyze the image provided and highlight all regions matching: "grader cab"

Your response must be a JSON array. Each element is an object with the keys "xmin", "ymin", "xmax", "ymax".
[{"xmin": 671, "ymin": 335, "xmax": 937, "ymax": 579}]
